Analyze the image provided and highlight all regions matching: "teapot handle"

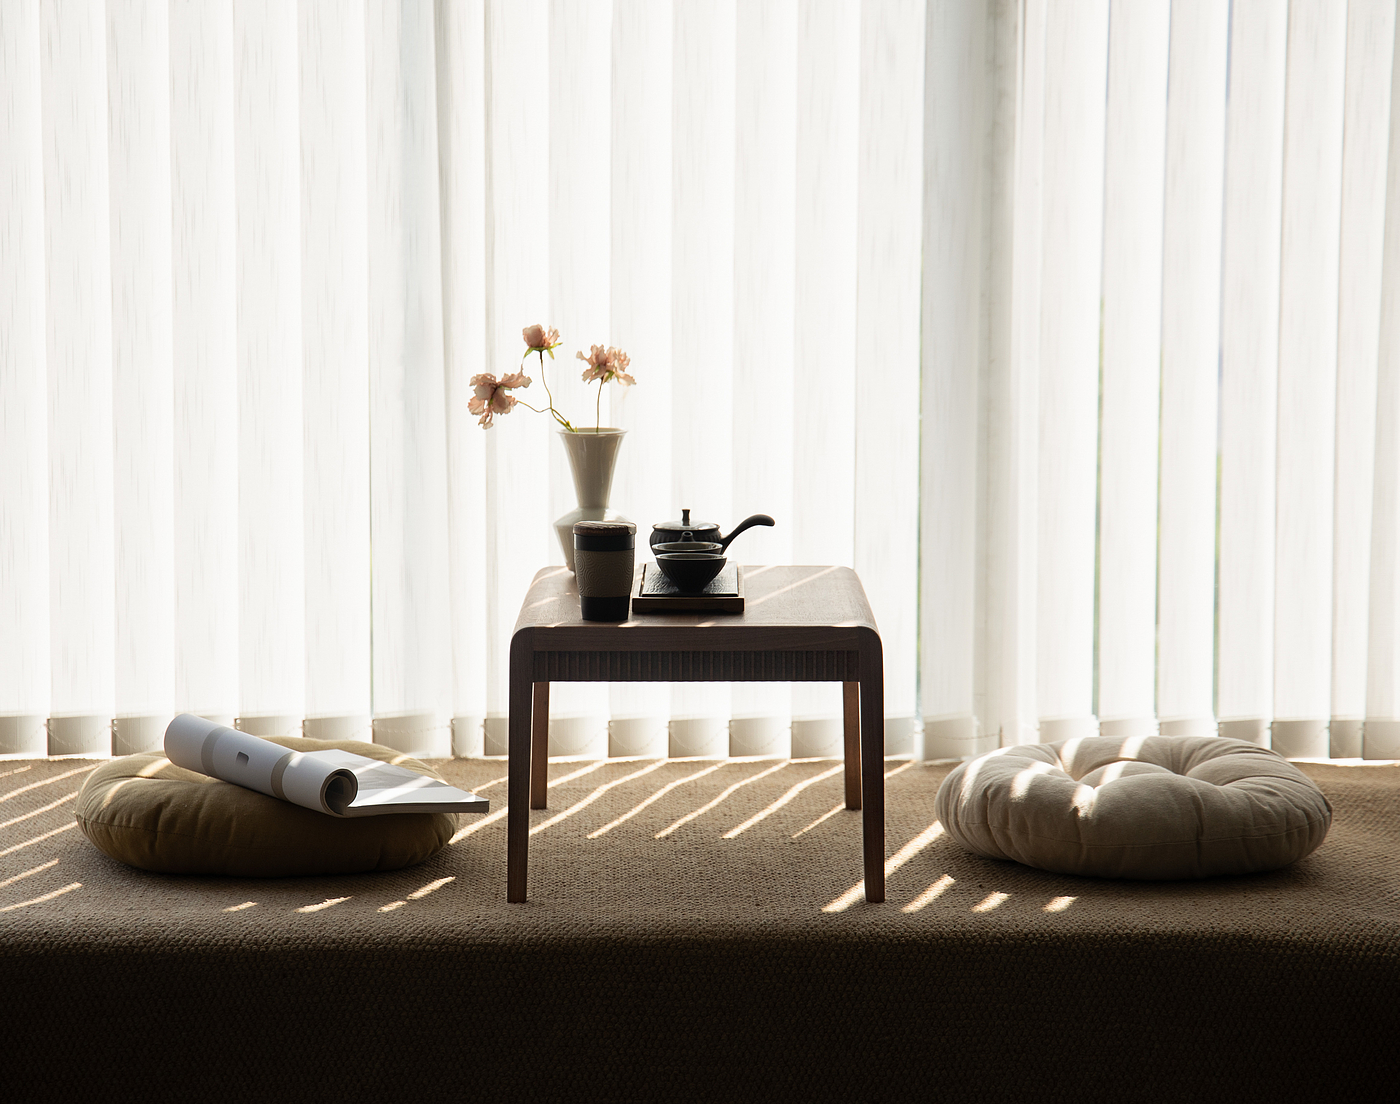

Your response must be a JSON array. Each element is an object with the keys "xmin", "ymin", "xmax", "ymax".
[{"xmin": 718, "ymin": 514, "xmax": 776, "ymax": 551}]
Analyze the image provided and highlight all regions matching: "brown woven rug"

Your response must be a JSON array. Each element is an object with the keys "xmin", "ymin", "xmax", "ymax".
[{"xmin": 3, "ymin": 755, "xmax": 1398, "ymax": 1102}]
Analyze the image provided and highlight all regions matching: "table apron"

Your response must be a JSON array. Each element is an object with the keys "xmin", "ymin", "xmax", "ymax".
[{"xmin": 531, "ymin": 649, "xmax": 861, "ymax": 682}]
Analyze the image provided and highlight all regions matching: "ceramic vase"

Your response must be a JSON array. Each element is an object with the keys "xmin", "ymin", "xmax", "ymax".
[{"xmin": 554, "ymin": 428, "xmax": 630, "ymax": 571}]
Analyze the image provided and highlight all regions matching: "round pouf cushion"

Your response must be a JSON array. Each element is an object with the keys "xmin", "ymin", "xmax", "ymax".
[
  {"xmin": 75, "ymin": 736, "xmax": 457, "ymax": 877},
  {"xmin": 935, "ymin": 735, "xmax": 1332, "ymax": 879}
]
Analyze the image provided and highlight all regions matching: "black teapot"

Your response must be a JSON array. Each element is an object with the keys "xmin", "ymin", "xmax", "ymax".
[{"xmin": 649, "ymin": 509, "xmax": 775, "ymax": 551}]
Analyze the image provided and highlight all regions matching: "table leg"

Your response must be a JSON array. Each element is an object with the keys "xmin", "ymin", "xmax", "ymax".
[
  {"xmin": 530, "ymin": 682, "xmax": 550, "ymax": 809},
  {"xmin": 507, "ymin": 635, "xmax": 534, "ymax": 903},
  {"xmin": 859, "ymin": 637, "xmax": 885, "ymax": 903},
  {"xmin": 842, "ymin": 681, "xmax": 861, "ymax": 810}
]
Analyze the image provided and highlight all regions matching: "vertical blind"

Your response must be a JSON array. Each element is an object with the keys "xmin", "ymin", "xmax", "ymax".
[
  {"xmin": 2, "ymin": 0, "xmax": 1400, "ymax": 765},
  {"xmin": 941, "ymin": 0, "xmax": 1400, "ymax": 763}
]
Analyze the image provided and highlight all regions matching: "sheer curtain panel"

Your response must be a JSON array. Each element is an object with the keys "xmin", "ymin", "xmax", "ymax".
[{"xmin": 4, "ymin": 0, "xmax": 1400, "ymax": 765}]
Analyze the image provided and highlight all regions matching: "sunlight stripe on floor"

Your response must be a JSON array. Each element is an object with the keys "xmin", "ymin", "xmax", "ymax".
[
  {"xmin": 0, "ymin": 858, "xmax": 59, "ymax": 891},
  {"xmin": 450, "ymin": 807, "xmax": 506, "ymax": 842},
  {"xmin": 474, "ymin": 775, "xmax": 510, "ymax": 790},
  {"xmin": 902, "ymin": 874, "xmax": 955, "ymax": 913},
  {"xmin": 0, "ymin": 882, "xmax": 82, "ymax": 913},
  {"xmin": 223, "ymin": 901, "xmax": 257, "ymax": 912},
  {"xmin": 0, "ymin": 790, "xmax": 77, "ymax": 831},
  {"xmin": 654, "ymin": 761, "xmax": 791, "ymax": 839},
  {"xmin": 530, "ymin": 761, "xmax": 669, "ymax": 836},
  {"xmin": 0, "ymin": 822, "xmax": 77, "ymax": 858},
  {"xmin": 723, "ymin": 764, "xmax": 844, "ymax": 838},
  {"xmin": 379, "ymin": 900, "xmax": 405, "ymax": 912},
  {"xmin": 0, "ymin": 766, "xmax": 34, "ymax": 781},
  {"xmin": 886, "ymin": 761, "xmax": 915, "ymax": 781},
  {"xmin": 790, "ymin": 762, "xmax": 915, "ymax": 839},
  {"xmin": 408, "ymin": 876, "xmax": 455, "ymax": 899},
  {"xmin": 972, "ymin": 891, "xmax": 1009, "ymax": 913},
  {"xmin": 295, "ymin": 897, "xmax": 350, "ymax": 913},
  {"xmin": 1043, "ymin": 895, "xmax": 1077, "ymax": 913},
  {"xmin": 588, "ymin": 763, "xmax": 725, "ymax": 839},
  {"xmin": 448, "ymin": 762, "xmax": 610, "ymax": 843},
  {"xmin": 822, "ymin": 820, "xmax": 945, "ymax": 913},
  {"xmin": 792, "ymin": 803, "xmax": 845, "ymax": 839},
  {"xmin": 548, "ymin": 761, "xmax": 610, "ymax": 787},
  {"xmin": 0, "ymin": 764, "xmax": 97, "ymax": 804}
]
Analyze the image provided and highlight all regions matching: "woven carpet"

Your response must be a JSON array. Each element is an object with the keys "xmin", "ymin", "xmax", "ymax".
[{"xmin": 2, "ymin": 755, "xmax": 1398, "ymax": 1103}]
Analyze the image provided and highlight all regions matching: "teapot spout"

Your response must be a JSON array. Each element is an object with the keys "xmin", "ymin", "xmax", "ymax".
[{"xmin": 718, "ymin": 514, "xmax": 775, "ymax": 551}]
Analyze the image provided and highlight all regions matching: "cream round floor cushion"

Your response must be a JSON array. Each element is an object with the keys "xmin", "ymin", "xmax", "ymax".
[
  {"xmin": 935, "ymin": 735, "xmax": 1332, "ymax": 879},
  {"xmin": 75, "ymin": 736, "xmax": 457, "ymax": 877}
]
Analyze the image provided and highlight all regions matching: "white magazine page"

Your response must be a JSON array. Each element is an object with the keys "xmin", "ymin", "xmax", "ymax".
[{"xmin": 295, "ymin": 750, "xmax": 489, "ymax": 817}]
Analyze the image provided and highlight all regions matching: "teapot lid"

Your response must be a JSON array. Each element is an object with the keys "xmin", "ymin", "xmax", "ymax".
[{"xmin": 653, "ymin": 508, "xmax": 718, "ymax": 533}]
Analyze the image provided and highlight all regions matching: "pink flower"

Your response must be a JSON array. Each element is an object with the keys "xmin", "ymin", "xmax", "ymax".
[
  {"xmin": 468, "ymin": 371, "xmax": 532, "ymax": 428},
  {"xmin": 522, "ymin": 324, "xmax": 561, "ymax": 353},
  {"xmin": 577, "ymin": 345, "xmax": 635, "ymax": 386}
]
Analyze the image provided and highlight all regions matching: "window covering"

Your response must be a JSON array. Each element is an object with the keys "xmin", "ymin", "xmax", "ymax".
[{"xmin": 3, "ymin": 0, "xmax": 1399, "ymax": 764}]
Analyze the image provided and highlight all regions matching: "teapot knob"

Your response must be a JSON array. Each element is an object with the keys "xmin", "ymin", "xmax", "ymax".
[{"xmin": 681, "ymin": 508, "xmax": 691, "ymax": 525}]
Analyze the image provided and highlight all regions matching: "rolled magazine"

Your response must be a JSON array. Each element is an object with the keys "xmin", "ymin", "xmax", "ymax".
[{"xmin": 164, "ymin": 714, "xmax": 488, "ymax": 818}]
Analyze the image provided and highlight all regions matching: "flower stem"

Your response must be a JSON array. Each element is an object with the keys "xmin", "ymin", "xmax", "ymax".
[
  {"xmin": 529, "ymin": 349, "xmax": 575, "ymax": 432},
  {"xmin": 595, "ymin": 380, "xmax": 603, "ymax": 433}
]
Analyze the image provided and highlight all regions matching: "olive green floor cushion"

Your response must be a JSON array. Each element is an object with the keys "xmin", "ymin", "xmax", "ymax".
[
  {"xmin": 936, "ymin": 735, "xmax": 1333, "ymax": 879},
  {"xmin": 75, "ymin": 736, "xmax": 457, "ymax": 877}
]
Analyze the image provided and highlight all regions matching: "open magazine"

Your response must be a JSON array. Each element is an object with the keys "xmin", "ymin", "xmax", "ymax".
[{"xmin": 165, "ymin": 714, "xmax": 489, "ymax": 818}]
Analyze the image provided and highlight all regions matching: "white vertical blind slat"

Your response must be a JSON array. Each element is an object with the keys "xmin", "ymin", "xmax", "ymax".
[
  {"xmin": 918, "ymin": 0, "xmax": 985, "ymax": 759},
  {"xmin": 299, "ymin": 0, "xmax": 371, "ymax": 734},
  {"xmin": 790, "ymin": 0, "xmax": 859, "ymax": 757},
  {"xmin": 1157, "ymin": 0, "xmax": 1228, "ymax": 733},
  {"xmin": 365, "ymin": 0, "xmax": 452, "ymax": 757},
  {"xmin": 109, "ymin": 0, "xmax": 174, "ymax": 739},
  {"xmin": 234, "ymin": 0, "xmax": 303, "ymax": 727},
  {"xmin": 483, "ymin": 0, "xmax": 552, "ymax": 752},
  {"xmin": 1, "ymin": 0, "xmax": 50, "ymax": 749},
  {"xmin": 1366, "ymin": 9, "xmax": 1400, "ymax": 759},
  {"xmin": 436, "ymin": 0, "xmax": 490, "ymax": 756},
  {"xmin": 1332, "ymin": 0, "xmax": 1397, "ymax": 757},
  {"xmin": 793, "ymin": 0, "xmax": 858, "ymax": 573},
  {"xmin": 1035, "ymin": 0, "xmax": 1107, "ymax": 735},
  {"xmin": 668, "ymin": 0, "xmax": 736, "ymax": 756},
  {"xmin": 609, "ymin": 0, "xmax": 671, "ymax": 521},
  {"xmin": 171, "ymin": 0, "xmax": 238, "ymax": 722},
  {"xmin": 1218, "ymin": 0, "xmax": 1288, "ymax": 744},
  {"xmin": 109, "ymin": 0, "xmax": 174, "ymax": 746},
  {"xmin": 730, "ymin": 0, "xmax": 797, "ymax": 757},
  {"xmin": 1096, "ymin": 0, "xmax": 1169, "ymax": 733},
  {"xmin": 981, "ymin": 0, "xmax": 1042, "ymax": 749},
  {"xmin": 1272, "ymin": 0, "xmax": 1348, "ymax": 759},
  {"xmin": 608, "ymin": 0, "xmax": 673, "ymax": 757},
  {"xmin": 854, "ymin": 0, "xmax": 924, "ymax": 755},
  {"xmin": 670, "ymin": 0, "xmax": 734, "ymax": 534},
  {"xmin": 542, "ymin": 0, "xmax": 612, "ymax": 759},
  {"xmin": 547, "ymin": 0, "xmax": 610, "ymax": 504},
  {"xmin": 43, "ymin": 0, "xmax": 116, "ymax": 747}
]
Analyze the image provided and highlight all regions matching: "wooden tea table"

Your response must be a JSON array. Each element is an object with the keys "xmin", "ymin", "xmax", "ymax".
[{"xmin": 507, "ymin": 564, "xmax": 885, "ymax": 903}]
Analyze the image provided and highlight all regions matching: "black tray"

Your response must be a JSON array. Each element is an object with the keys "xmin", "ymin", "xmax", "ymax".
[{"xmin": 630, "ymin": 563, "xmax": 744, "ymax": 613}]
